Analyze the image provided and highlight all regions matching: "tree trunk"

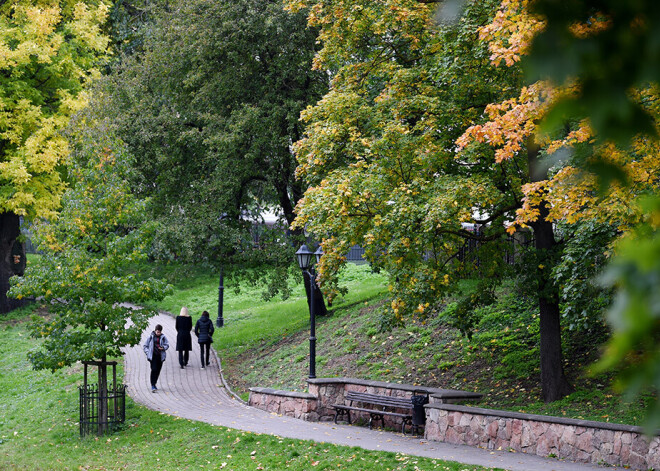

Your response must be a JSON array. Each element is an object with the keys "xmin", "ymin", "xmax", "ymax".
[
  {"xmin": 303, "ymin": 270, "xmax": 327, "ymax": 317},
  {"xmin": 0, "ymin": 212, "xmax": 27, "ymax": 313},
  {"xmin": 98, "ymin": 355, "xmax": 108, "ymax": 436},
  {"xmin": 527, "ymin": 137, "xmax": 573, "ymax": 403}
]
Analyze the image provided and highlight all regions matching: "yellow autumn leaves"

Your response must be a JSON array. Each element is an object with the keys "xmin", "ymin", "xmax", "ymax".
[{"xmin": 0, "ymin": 0, "xmax": 110, "ymax": 220}]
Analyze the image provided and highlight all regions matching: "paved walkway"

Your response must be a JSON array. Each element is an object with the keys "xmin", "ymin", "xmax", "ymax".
[{"xmin": 123, "ymin": 313, "xmax": 617, "ymax": 471}]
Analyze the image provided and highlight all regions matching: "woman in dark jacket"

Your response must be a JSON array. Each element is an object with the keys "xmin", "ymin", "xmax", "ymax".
[
  {"xmin": 194, "ymin": 310, "xmax": 214, "ymax": 369},
  {"xmin": 175, "ymin": 306, "xmax": 193, "ymax": 368}
]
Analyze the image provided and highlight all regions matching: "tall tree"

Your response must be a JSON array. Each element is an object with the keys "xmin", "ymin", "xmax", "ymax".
[
  {"xmin": 460, "ymin": 0, "xmax": 660, "ymax": 404},
  {"xmin": 289, "ymin": 0, "xmax": 622, "ymax": 401},
  {"xmin": 0, "ymin": 0, "xmax": 110, "ymax": 312},
  {"xmin": 91, "ymin": 0, "xmax": 326, "ymax": 256},
  {"xmin": 86, "ymin": 0, "xmax": 329, "ymax": 304},
  {"xmin": 518, "ymin": 0, "xmax": 660, "ymax": 429}
]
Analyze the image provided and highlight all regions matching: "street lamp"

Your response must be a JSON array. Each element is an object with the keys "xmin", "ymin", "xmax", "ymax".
[{"xmin": 296, "ymin": 244, "xmax": 322, "ymax": 379}]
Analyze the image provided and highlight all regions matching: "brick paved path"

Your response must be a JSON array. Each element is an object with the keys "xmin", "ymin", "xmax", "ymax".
[{"xmin": 123, "ymin": 313, "xmax": 611, "ymax": 471}]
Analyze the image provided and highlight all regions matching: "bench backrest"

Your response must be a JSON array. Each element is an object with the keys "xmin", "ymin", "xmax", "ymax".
[{"xmin": 345, "ymin": 391, "xmax": 413, "ymax": 408}]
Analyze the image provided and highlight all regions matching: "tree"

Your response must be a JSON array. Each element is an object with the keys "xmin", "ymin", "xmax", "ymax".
[
  {"xmin": 289, "ymin": 0, "xmax": 516, "ymax": 303},
  {"xmin": 0, "ymin": 0, "xmax": 110, "ymax": 312},
  {"xmin": 518, "ymin": 0, "xmax": 660, "ymax": 430},
  {"xmin": 458, "ymin": 0, "xmax": 660, "ymax": 406},
  {"xmin": 86, "ymin": 0, "xmax": 329, "ymax": 303},
  {"xmin": 9, "ymin": 129, "xmax": 170, "ymax": 435},
  {"xmin": 288, "ymin": 0, "xmax": 647, "ymax": 401}
]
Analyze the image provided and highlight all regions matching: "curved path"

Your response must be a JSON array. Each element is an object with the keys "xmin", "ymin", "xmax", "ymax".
[{"xmin": 123, "ymin": 313, "xmax": 611, "ymax": 471}]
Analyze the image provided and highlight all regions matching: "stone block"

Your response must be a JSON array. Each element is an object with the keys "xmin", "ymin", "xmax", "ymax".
[
  {"xmin": 445, "ymin": 427, "xmax": 463, "ymax": 445},
  {"xmin": 632, "ymin": 435, "xmax": 649, "ymax": 456},
  {"xmin": 599, "ymin": 441, "xmax": 613, "ymax": 455},
  {"xmin": 558, "ymin": 437, "xmax": 575, "ymax": 459},
  {"xmin": 459, "ymin": 413, "xmax": 472, "ymax": 427},
  {"xmin": 628, "ymin": 452, "xmax": 647, "ymax": 471},
  {"xmin": 613, "ymin": 431, "xmax": 622, "ymax": 454},
  {"xmin": 520, "ymin": 423, "xmax": 534, "ymax": 448},
  {"xmin": 499, "ymin": 419, "xmax": 512, "ymax": 440},
  {"xmin": 536, "ymin": 436, "xmax": 550, "ymax": 456},
  {"xmin": 486, "ymin": 419, "xmax": 499, "ymax": 439},
  {"xmin": 545, "ymin": 424, "xmax": 561, "ymax": 450},
  {"xmin": 511, "ymin": 418, "xmax": 523, "ymax": 436},
  {"xmin": 576, "ymin": 430, "xmax": 594, "ymax": 453},
  {"xmin": 447, "ymin": 412, "xmax": 462, "ymax": 427}
]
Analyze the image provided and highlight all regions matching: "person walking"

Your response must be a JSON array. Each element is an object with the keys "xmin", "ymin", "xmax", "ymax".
[
  {"xmin": 143, "ymin": 324, "xmax": 169, "ymax": 392},
  {"xmin": 194, "ymin": 310, "xmax": 214, "ymax": 369},
  {"xmin": 175, "ymin": 307, "xmax": 193, "ymax": 369}
]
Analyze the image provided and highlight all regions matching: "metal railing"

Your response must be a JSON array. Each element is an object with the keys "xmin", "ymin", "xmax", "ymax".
[{"xmin": 79, "ymin": 383, "xmax": 126, "ymax": 437}]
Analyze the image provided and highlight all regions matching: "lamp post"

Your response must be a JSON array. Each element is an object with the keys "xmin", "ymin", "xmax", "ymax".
[{"xmin": 296, "ymin": 244, "xmax": 323, "ymax": 379}]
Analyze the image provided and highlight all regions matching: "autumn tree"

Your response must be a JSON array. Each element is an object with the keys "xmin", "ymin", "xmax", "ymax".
[
  {"xmin": 458, "ymin": 0, "xmax": 660, "ymax": 404},
  {"xmin": 288, "ymin": 0, "xmax": 635, "ymax": 401},
  {"xmin": 518, "ymin": 0, "xmax": 660, "ymax": 428},
  {"xmin": 9, "ymin": 130, "xmax": 170, "ymax": 435},
  {"xmin": 0, "ymin": 0, "xmax": 110, "ymax": 312}
]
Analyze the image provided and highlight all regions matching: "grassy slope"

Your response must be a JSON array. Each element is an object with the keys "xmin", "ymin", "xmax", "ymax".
[
  {"xmin": 0, "ymin": 305, "xmax": 499, "ymax": 471},
  {"xmin": 149, "ymin": 263, "xmax": 653, "ymax": 426}
]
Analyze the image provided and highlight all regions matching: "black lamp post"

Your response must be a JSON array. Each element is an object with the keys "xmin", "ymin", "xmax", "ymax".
[{"xmin": 296, "ymin": 244, "xmax": 323, "ymax": 379}]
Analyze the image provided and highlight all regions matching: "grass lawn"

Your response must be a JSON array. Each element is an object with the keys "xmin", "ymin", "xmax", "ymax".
[
  {"xmin": 0, "ymin": 304, "xmax": 501, "ymax": 471},
  {"xmin": 147, "ymin": 262, "xmax": 655, "ymax": 427}
]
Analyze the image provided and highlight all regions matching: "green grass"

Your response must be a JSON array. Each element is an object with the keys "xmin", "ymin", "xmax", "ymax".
[
  {"xmin": 0, "ymin": 309, "xmax": 501, "ymax": 471},
  {"xmin": 151, "ymin": 263, "xmax": 388, "ymax": 357},
  {"xmin": 147, "ymin": 264, "xmax": 654, "ymax": 427}
]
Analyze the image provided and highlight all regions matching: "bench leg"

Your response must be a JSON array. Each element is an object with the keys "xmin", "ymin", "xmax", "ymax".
[
  {"xmin": 402, "ymin": 417, "xmax": 412, "ymax": 434},
  {"xmin": 369, "ymin": 413, "xmax": 384, "ymax": 430},
  {"xmin": 334, "ymin": 409, "xmax": 351, "ymax": 425}
]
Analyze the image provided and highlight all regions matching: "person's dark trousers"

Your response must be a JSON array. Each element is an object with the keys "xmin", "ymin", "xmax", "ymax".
[
  {"xmin": 150, "ymin": 354, "xmax": 163, "ymax": 387},
  {"xmin": 200, "ymin": 342, "xmax": 211, "ymax": 366},
  {"xmin": 179, "ymin": 350, "xmax": 189, "ymax": 367}
]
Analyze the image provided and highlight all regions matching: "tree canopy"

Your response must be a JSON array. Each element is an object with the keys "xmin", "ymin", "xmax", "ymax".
[
  {"xmin": 89, "ymin": 0, "xmax": 327, "ymax": 270},
  {"xmin": 288, "ymin": 0, "xmax": 660, "ymax": 404},
  {"xmin": 9, "ymin": 129, "xmax": 170, "ymax": 371},
  {"xmin": 0, "ymin": 0, "xmax": 110, "ymax": 220}
]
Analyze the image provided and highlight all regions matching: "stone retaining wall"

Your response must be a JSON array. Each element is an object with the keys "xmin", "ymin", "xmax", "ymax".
[
  {"xmin": 249, "ymin": 378, "xmax": 480, "ymax": 431},
  {"xmin": 248, "ymin": 387, "xmax": 319, "ymax": 421},
  {"xmin": 425, "ymin": 403, "xmax": 660, "ymax": 471}
]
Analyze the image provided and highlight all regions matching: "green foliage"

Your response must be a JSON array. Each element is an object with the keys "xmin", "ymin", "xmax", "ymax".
[
  {"xmin": 8, "ymin": 132, "xmax": 170, "ymax": 371},
  {"xmin": 292, "ymin": 0, "xmax": 522, "ymax": 319},
  {"xmin": 594, "ymin": 196, "xmax": 660, "ymax": 432},
  {"xmin": 90, "ymin": 0, "xmax": 327, "ymax": 269},
  {"xmin": 0, "ymin": 0, "xmax": 110, "ymax": 220},
  {"xmin": 525, "ymin": 1, "xmax": 660, "ymax": 429},
  {"xmin": 439, "ymin": 278, "xmax": 497, "ymax": 338},
  {"xmin": 554, "ymin": 220, "xmax": 617, "ymax": 330}
]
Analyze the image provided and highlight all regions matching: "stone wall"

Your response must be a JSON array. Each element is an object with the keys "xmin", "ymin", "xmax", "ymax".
[
  {"xmin": 248, "ymin": 387, "xmax": 319, "ymax": 421},
  {"xmin": 249, "ymin": 378, "xmax": 481, "ymax": 431},
  {"xmin": 425, "ymin": 403, "xmax": 660, "ymax": 471}
]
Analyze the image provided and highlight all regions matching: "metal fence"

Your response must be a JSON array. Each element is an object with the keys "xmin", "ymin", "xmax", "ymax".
[
  {"xmin": 79, "ymin": 383, "xmax": 126, "ymax": 437},
  {"xmin": 346, "ymin": 245, "xmax": 367, "ymax": 264}
]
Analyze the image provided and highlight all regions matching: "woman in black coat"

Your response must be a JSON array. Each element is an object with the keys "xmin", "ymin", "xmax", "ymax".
[
  {"xmin": 175, "ymin": 306, "xmax": 193, "ymax": 368},
  {"xmin": 194, "ymin": 310, "xmax": 214, "ymax": 369}
]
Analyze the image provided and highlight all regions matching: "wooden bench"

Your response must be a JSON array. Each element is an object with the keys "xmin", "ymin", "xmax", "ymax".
[{"xmin": 333, "ymin": 391, "xmax": 424, "ymax": 433}]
